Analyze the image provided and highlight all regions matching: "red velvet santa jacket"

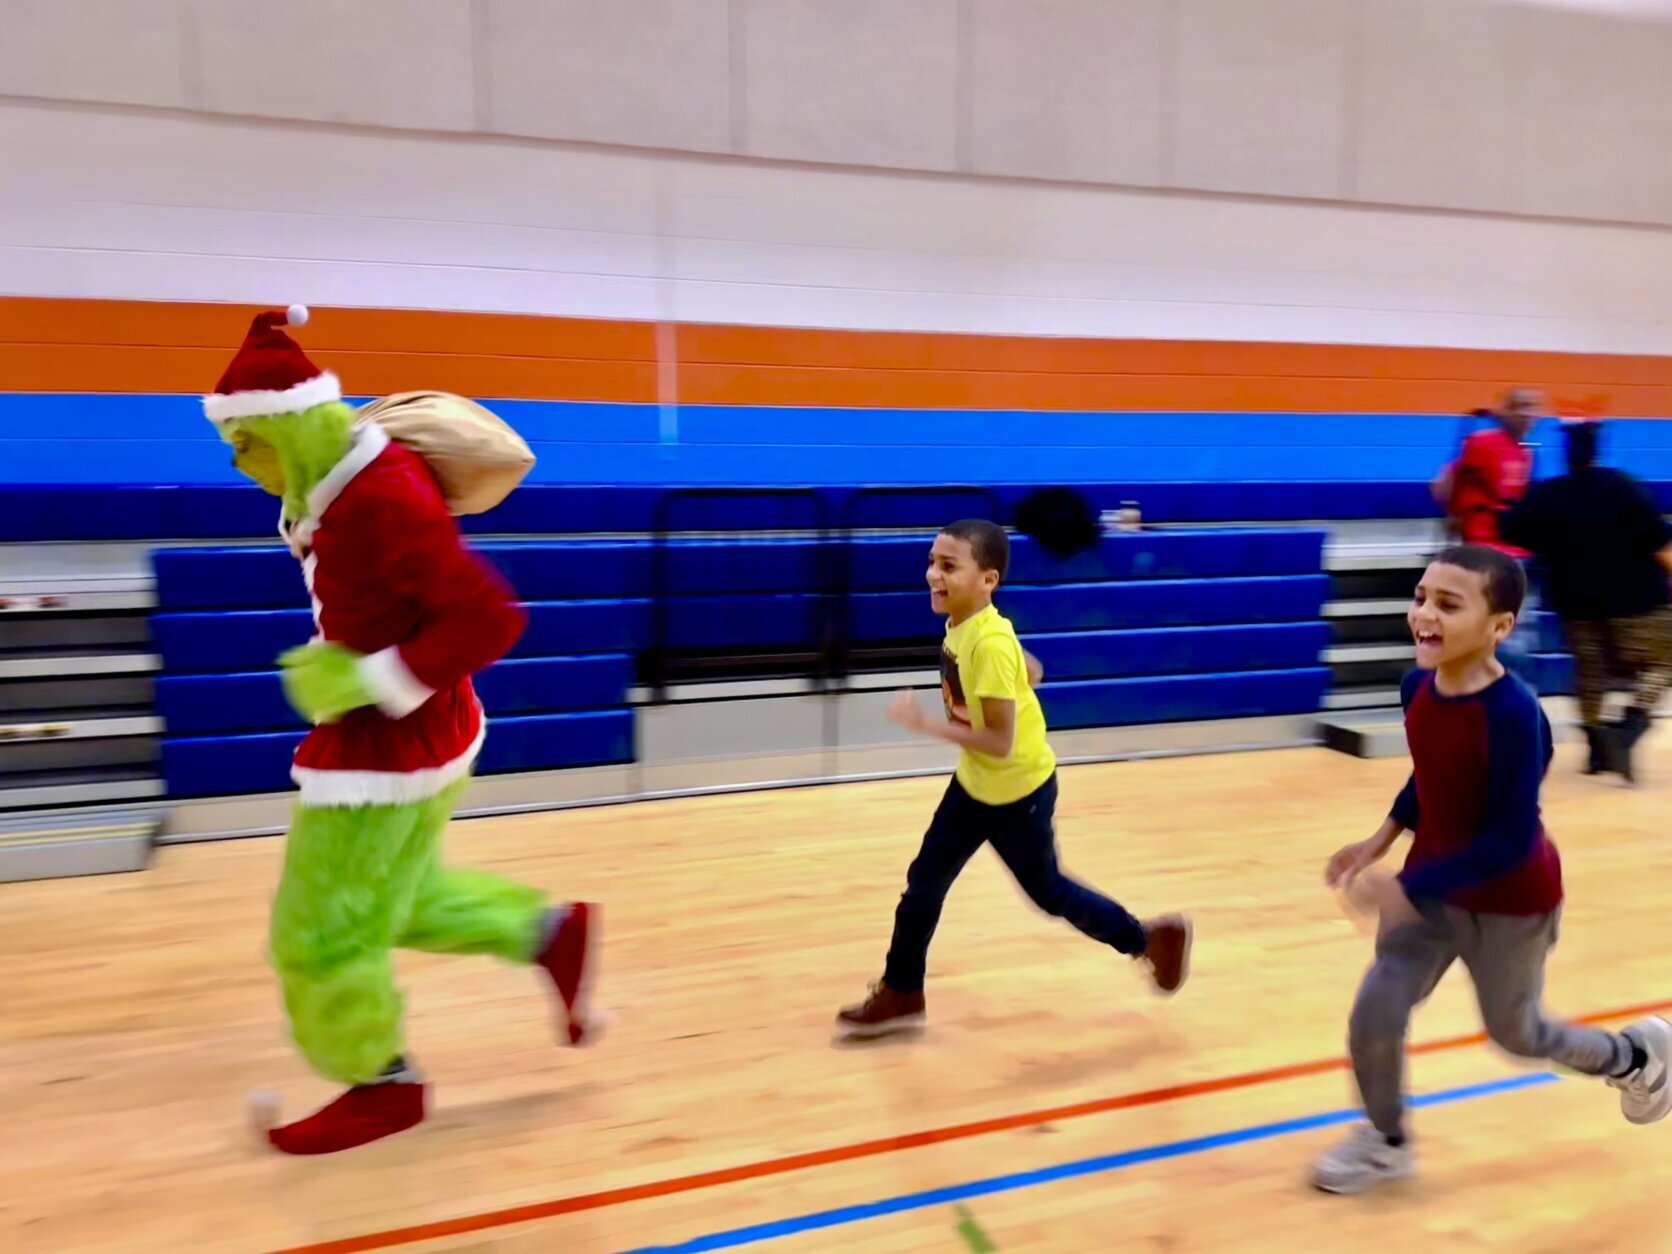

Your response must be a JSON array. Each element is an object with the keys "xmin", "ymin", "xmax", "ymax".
[{"xmin": 282, "ymin": 422, "xmax": 525, "ymax": 806}]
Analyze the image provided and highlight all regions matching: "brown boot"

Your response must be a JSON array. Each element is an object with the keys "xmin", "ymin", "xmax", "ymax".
[
  {"xmin": 836, "ymin": 981, "xmax": 926, "ymax": 1038},
  {"xmin": 1141, "ymin": 916, "xmax": 1192, "ymax": 994}
]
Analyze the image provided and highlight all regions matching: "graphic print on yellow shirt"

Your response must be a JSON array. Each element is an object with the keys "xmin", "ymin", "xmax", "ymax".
[
  {"xmin": 941, "ymin": 605, "xmax": 1056, "ymax": 806},
  {"xmin": 940, "ymin": 645, "xmax": 971, "ymax": 727}
]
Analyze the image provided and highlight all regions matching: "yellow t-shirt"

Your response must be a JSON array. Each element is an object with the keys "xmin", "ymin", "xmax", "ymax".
[{"xmin": 940, "ymin": 604, "xmax": 1056, "ymax": 805}]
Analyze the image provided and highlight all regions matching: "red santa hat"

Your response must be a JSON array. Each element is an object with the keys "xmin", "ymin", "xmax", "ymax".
[{"xmin": 202, "ymin": 304, "xmax": 341, "ymax": 424}]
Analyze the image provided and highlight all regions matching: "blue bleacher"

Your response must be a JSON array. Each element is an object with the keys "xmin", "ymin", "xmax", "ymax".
[
  {"xmin": 140, "ymin": 524, "xmax": 1334, "ymax": 798},
  {"xmin": 37, "ymin": 389, "xmax": 1640, "ymax": 799},
  {"xmin": 1528, "ymin": 653, "xmax": 1575, "ymax": 696},
  {"xmin": 150, "ymin": 601, "xmax": 652, "ymax": 671},
  {"xmin": 1042, "ymin": 669, "xmax": 1333, "ymax": 730},
  {"xmin": 162, "ymin": 708, "xmax": 634, "ymax": 797},
  {"xmin": 155, "ymin": 654, "xmax": 634, "ymax": 733},
  {"xmin": 149, "ymin": 538, "xmax": 1330, "ymax": 674},
  {"xmin": 151, "ymin": 580, "xmax": 1331, "ymax": 678},
  {"xmin": 150, "ymin": 529, "xmax": 1328, "ymax": 608},
  {"xmin": 1026, "ymin": 623, "xmax": 1331, "ymax": 679},
  {"xmin": 1523, "ymin": 611, "xmax": 1578, "ymax": 697}
]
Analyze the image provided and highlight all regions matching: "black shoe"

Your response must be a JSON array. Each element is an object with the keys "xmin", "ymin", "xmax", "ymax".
[
  {"xmin": 1606, "ymin": 708, "xmax": 1652, "ymax": 784},
  {"xmin": 1583, "ymin": 725, "xmax": 1607, "ymax": 775}
]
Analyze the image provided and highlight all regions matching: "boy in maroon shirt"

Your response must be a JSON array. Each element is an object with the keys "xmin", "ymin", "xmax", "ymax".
[{"xmin": 1311, "ymin": 545, "xmax": 1670, "ymax": 1195}]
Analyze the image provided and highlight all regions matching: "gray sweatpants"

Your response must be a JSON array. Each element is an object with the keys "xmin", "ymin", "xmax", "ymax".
[{"xmin": 1350, "ymin": 905, "xmax": 1629, "ymax": 1139}]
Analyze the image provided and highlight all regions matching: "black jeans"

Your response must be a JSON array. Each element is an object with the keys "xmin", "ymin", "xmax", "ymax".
[{"xmin": 882, "ymin": 774, "xmax": 1148, "ymax": 993}]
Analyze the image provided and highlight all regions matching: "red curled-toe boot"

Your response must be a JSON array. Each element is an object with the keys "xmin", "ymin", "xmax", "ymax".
[{"xmin": 252, "ymin": 1066, "xmax": 426, "ymax": 1156}]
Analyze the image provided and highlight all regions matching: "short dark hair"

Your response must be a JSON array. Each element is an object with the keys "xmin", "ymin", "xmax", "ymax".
[
  {"xmin": 1432, "ymin": 544, "xmax": 1526, "ymax": 616},
  {"xmin": 941, "ymin": 519, "xmax": 1010, "ymax": 580},
  {"xmin": 1564, "ymin": 420, "xmax": 1601, "ymax": 471},
  {"xmin": 1014, "ymin": 486, "xmax": 1100, "ymax": 559}
]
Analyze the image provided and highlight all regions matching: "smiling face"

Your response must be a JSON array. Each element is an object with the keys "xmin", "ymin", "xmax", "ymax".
[
  {"xmin": 1409, "ymin": 559, "xmax": 1515, "ymax": 672},
  {"xmin": 927, "ymin": 532, "xmax": 999, "ymax": 623}
]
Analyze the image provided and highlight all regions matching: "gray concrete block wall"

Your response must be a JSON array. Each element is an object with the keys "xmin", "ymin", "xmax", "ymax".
[
  {"xmin": 965, "ymin": 0, "xmax": 1166, "ymax": 186},
  {"xmin": 485, "ymin": 0, "xmax": 733, "ymax": 150},
  {"xmin": 191, "ymin": 1, "xmax": 479, "ymax": 131},
  {"xmin": 3, "ymin": 0, "xmax": 1670, "ymax": 226}
]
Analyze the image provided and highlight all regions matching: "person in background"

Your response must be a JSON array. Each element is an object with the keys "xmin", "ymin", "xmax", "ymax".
[
  {"xmin": 1432, "ymin": 389, "xmax": 1543, "ymax": 552},
  {"xmin": 1431, "ymin": 389, "xmax": 1545, "ymax": 682},
  {"xmin": 1501, "ymin": 420, "xmax": 1672, "ymax": 782}
]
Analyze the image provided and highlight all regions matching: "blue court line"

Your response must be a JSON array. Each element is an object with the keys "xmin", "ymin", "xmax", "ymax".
[{"xmin": 620, "ymin": 1071, "xmax": 1559, "ymax": 1253}]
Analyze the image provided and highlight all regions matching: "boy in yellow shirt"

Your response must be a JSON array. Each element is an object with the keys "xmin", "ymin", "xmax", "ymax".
[{"xmin": 838, "ymin": 519, "xmax": 1192, "ymax": 1037}]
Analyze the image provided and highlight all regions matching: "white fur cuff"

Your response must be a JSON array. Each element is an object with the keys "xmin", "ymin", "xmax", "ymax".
[
  {"xmin": 359, "ymin": 647, "xmax": 435, "ymax": 719},
  {"xmin": 203, "ymin": 372, "xmax": 342, "ymax": 423},
  {"xmin": 291, "ymin": 724, "xmax": 485, "ymax": 807}
]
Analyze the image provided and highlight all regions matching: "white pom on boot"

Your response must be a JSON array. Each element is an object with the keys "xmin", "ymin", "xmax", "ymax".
[{"xmin": 246, "ymin": 1089, "xmax": 281, "ymax": 1143}]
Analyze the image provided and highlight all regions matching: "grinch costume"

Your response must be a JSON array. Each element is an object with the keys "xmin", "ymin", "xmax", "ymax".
[{"xmin": 203, "ymin": 307, "xmax": 597, "ymax": 1155}]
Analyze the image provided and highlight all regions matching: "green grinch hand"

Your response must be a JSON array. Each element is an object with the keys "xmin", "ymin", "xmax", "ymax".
[{"xmin": 279, "ymin": 642, "xmax": 377, "ymax": 724}]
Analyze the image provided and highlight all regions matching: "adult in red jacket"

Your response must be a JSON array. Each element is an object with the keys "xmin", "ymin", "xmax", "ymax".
[
  {"xmin": 1431, "ymin": 389, "xmax": 1546, "ymax": 681},
  {"xmin": 1433, "ymin": 389, "xmax": 1543, "ymax": 555},
  {"xmin": 205, "ymin": 307, "xmax": 598, "ymax": 1155}
]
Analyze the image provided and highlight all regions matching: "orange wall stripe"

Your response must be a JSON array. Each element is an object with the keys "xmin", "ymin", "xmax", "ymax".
[
  {"xmin": 0, "ymin": 344, "xmax": 658, "ymax": 404},
  {"xmin": 677, "ymin": 363, "xmax": 1672, "ymax": 416},
  {"xmin": 0, "ymin": 299, "xmax": 657, "ymax": 360},
  {"xmin": 676, "ymin": 323, "xmax": 1672, "ymax": 389},
  {"xmin": 3, "ymin": 296, "xmax": 1670, "ymax": 414}
]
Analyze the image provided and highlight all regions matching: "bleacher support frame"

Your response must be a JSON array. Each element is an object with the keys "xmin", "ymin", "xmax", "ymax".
[
  {"xmin": 830, "ymin": 484, "xmax": 1003, "ymax": 682},
  {"xmin": 645, "ymin": 486, "xmax": 834, "ymax": 700}
]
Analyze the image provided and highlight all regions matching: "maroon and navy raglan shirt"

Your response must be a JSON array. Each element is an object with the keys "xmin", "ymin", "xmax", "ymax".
[{"xmin": 1389, "ymin": 669, "xmax": 1564, "ymax": 915}]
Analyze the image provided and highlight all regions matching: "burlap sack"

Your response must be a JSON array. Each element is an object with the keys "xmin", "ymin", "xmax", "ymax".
[{"xmin": 356, "ymin": 391, "xmax": 534, "ymax": 516}]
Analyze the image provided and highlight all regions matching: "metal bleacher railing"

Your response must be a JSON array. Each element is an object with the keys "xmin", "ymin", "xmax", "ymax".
[
  {"xmin": 829, "ymin": 485, "xmax": 1003, "ymax": 683},
  {"xmin": 644, "ymin": 486, "xmax": 834, "ymax": 701},
  {"xmin": 644, "ymin": 483, "xmax": 1008, "ymax": 702}
]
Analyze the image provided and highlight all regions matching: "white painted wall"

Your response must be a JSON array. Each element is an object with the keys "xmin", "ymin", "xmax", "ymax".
[
  {"xmin": 4, "ymin": 0, "xmax": 1672, "ymax": 351},
  {"xmin": 6, "ymin": 99, "xmax": 1672, "ymax": 353}
]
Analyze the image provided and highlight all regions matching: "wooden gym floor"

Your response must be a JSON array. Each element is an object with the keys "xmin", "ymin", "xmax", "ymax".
[{"xmin": 3, "ymin": 740, "xmax": 1669, "ymax": 1253}]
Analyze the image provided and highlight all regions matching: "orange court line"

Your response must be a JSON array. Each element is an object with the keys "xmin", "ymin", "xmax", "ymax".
[{"xmin": 265, "ymin": 994, "xmax": 1672, "ymax": 1254}]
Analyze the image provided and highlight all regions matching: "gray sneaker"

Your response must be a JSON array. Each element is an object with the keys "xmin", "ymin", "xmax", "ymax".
[
  {"xmin": 1311, "ymin": 1122, "xmax": 1415, "ymax": 1195},
  {"xmin": 1609, "ymin": 1016, "xmax": 1672, "ymax": 1126}
]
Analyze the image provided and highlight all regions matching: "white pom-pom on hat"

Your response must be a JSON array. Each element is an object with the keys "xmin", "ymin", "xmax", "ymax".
[{"xmin": 201, "ymin": 304, "xmax": 337, "ymax": 424}]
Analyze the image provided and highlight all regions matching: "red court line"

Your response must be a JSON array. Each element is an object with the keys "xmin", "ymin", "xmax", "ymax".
[{"xmin": 268, "ymin": 995, "xmax": 1672, "ymax": 1254}]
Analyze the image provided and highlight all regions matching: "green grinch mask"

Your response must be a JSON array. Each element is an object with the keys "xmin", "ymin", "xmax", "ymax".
[{"xmin": 220, "ymin": 401, "xmax": 354, "ymax": 521}]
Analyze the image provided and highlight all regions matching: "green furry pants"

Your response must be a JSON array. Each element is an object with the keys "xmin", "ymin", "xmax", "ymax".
[{"xmin": 269, "ymin": 781, "xmax": 547, "ymax": 1085}]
